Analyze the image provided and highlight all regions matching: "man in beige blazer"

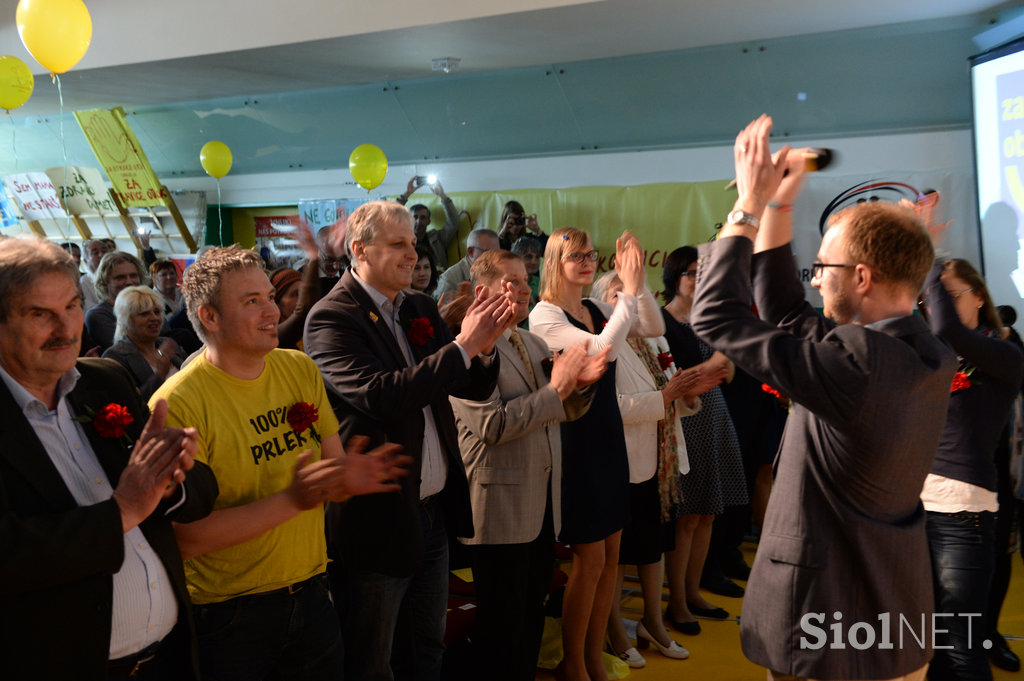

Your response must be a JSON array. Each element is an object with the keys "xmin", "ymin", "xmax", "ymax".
[{"xmin": 450, "ymin": 249, "xmax": 608, "ymax": 681}]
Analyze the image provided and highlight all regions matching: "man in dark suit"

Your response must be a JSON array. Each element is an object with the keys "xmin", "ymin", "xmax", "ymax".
[
  {"xmin": 690, "ymin": 116, "xmax": 956, "ymax": 681},
  {"xmin": 0, "ymin": 237, "xmax": 217, "ymax": 681},
  {"xmin": 305, "ymin": 200, "xmax": 513, "ymax": 680}
]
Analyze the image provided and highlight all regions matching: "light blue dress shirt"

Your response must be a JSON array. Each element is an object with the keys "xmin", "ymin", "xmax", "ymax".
[{"xmin": 0, "ymin": 364, "xmax": 179, "ymax": 658}]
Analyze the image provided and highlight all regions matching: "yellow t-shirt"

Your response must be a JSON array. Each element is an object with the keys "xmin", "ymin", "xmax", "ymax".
[{"xmin": 151, "ymin": 348, "xmax": 340, "ymax": 604}]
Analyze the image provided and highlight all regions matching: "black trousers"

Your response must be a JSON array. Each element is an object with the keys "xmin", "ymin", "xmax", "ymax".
[{"xmin": 469, "ymin": 491, "xmax": 555, "ymax": 681}]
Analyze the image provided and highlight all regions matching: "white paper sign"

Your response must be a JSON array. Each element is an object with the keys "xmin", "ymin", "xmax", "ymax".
[
  {"xmin": 45, "ymin": 166, "xmax": 117, "ymax": 216},
  {"xmin": 2, "ymin": 172, "xmax": 67, "ymax": 221}
]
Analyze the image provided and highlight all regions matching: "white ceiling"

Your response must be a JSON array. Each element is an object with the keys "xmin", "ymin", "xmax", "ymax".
[{"xmin": 4, "ymin": 0, "xmax": 1013, "ymax": 117}]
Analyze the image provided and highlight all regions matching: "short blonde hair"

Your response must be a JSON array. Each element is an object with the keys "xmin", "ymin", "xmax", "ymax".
[
  {"xmin": 182, "ymin": 245, "xmax": 266, "ymax": 341},
  {"xmin": 345, "ymin": 201, "xmax": 413, "ymax": 270},
  {"xmin": 831, "ymin": 202, "xmax": 934, "ymax": 296},
  {"xmin": 113, "ymin": 285, "xmax": 162, "ymax": 343},
  {"xmin": 94, "ymin": 251, "xmax": 149, "ymax": 304},
  {"xmin": 0, "ymin": 237, "xmax": 80, "ymax": 322},
  {"xmin": 539, "ymin": 227, "xmax": 591, "ymax": 303}
]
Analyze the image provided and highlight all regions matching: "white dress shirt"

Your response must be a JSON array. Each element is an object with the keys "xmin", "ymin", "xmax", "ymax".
[
  {"xmin": 351, "ymin": 271, "xmax": 472, "ymax": 499},
  {"xmin": 0, "ymin": 364, "xmax": 179, "ymax": 658}
]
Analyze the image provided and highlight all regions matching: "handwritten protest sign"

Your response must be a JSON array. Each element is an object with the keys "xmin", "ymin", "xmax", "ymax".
[
  {"xmin": 45, "ymin": 166, "xmax": 117, "ymax": 215},
  {"xmin": 75, "ymin": 107, "xmax": 169, "ymax": 208},
  {"xmin": 2, "ymin": 172, "xmax": 67, "ymax": 221}
]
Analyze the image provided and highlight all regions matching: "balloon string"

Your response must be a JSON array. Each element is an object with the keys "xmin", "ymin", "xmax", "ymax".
[
  {"xmin": 8, "ymin": 112, "xmax": 16, "ymax": 175},
  {"xmin": 56, "ymin": 74, "xmax": 70, "ymax": 232},
  {"xmin": 217, "ymin": 179, "xmax": 222, "ymax": 240}
]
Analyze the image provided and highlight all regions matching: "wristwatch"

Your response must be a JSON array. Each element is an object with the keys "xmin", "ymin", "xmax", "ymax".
[{"xmin": 727, "ymin": 209, "xmax": 760, "ymax": 230}]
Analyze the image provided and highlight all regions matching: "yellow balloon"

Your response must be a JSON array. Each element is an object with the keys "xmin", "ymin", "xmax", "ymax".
[
  {"xmin": 16, "ymin": 0, "xmax": 92, "ymax": 75},
  {"xmin": 349, "ymin": 144, "xmax": 388, "ymax": 191},
  {"xmin": 200, "ymin": 141, "xmax": 233, "ymax": 179},
  {"xmin": 0, "ymin": 56, "xmax": 34, "ymax": 111}
]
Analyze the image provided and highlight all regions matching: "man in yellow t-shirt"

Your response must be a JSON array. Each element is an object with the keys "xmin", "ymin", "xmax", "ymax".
[{"xmin": 151, "ymin": 246, "xmax": 409, "ymax": 681}]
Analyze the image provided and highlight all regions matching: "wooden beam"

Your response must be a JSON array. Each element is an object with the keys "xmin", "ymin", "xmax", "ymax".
[{"xmin": 162, "ymin": 187, "xmax": 197, "ymax": 253}]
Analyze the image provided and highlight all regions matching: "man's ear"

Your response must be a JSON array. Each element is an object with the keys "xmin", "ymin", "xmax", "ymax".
[
  {"xmin": 853, "ymin": 264, "xmax": 873, "ymax": 295},
  {"xmin": 350, "ymin": 240, "xmax": 366, "ymax": 265},
  {"xmin": 196, "ymin": 304, "xmax": 219, "ymax": 336}
]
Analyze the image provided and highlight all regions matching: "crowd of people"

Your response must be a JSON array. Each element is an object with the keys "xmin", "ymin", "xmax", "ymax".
[{"xmin": 1, "ymin": 114, "xmax": 1022, "ymax": 681}]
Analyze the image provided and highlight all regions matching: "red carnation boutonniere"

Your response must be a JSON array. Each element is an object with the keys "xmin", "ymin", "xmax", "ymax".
[
  {"xmin": 762, "ymin": 384, "xmax": 787, "ymax": 400},
  {"xmin": 287, "ymin": 401, "xmax": 319, "ymax": 434},
  {"xmin": 74, "ymin": 403, "xmax": 134, "ymax": 447},
  {"xmin": 950, "ymin": 371, "xmax": 972, "ymax": 393},
  {"xmin": 401, "ymin": 316, "xmax": 435, "ymax": 346},
  {"xmin": 657, "ymin": 352, "xmax": 674, "ymax": 371},
  {"xmin": 601, "ymin": 320, "xmax": 608, "ymax": 330}
]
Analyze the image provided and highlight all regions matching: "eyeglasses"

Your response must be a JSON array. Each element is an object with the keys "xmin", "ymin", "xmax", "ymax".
[
  {"xmin": 681, "ymin": 270, "xmax": 697, "ymax": 279},
  {"xmin": 811, "ymin": 262, "xmax": 856, "ymax": 279},
  {"xmin": 319, "ymin": 249, "xmax": 346, "ymax": 266},
  {"xmin": 562, "ymin": 250, "xmax": 599, "ymax": 264},
  {"xmin": 949, "ymin": 287, "xmax": 974, "ymax": 300}
]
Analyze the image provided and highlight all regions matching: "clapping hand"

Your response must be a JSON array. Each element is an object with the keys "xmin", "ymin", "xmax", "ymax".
[
  {"xmin": 614, "ymin": 231, "xmax": 646, "ymax": 297},
  {"xmin": 899, "ymin": 192, "xmax": 950, "ymax": 247},
  {"xmin": 113, "ymin": 399, "xmax": 195, "ymax": 532},
  {"xmin": 438, "ymin": 281, "xmax": 474, "ymax": 332},
  {"xmin": 576, "ymin": 346, "xmax": 610, "ymax": 388},
  {"xmin": 683, "ymin": 365, "xmax": 728, "ymax": 398},
  {"xmin": 338, "ymin": 436, "xmax": 412, "ymax": 499},
  {"xmin": 456, "ymin": 286, "xmax": 515, "ymax": 357},
  {"xmin": 662, "ymin": 366, "xmax": 700, "ymax": 405}
]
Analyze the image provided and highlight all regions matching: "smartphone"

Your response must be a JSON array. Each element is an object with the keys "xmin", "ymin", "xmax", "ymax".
[
  {"xmin": 414, "ymin": 175, "xmax": 429, "ymax": 187},
  {"xmin": 512, "ymin": 216, "xmax": 526, "ymax": 226}
]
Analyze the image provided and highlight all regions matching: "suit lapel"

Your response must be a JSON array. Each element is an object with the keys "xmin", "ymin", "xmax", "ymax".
[
  {"xmin": 64, "ymin": 371, "xmax": 130, "ymax": 484},
  {"xmin": 341, "ymin": 270, "xmax": 409, "ymax": 369},
  {"xmin": 0, "ymin": 377, "xmax": 81, "ymax": 511},
  {"xmin": 496, "ymin": 335, "xmax": 534, "ymax": 388}
]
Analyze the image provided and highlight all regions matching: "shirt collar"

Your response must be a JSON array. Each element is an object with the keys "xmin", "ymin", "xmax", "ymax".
[
  {"xmin": 351, "ymin": 269, "xmax": 405, "ymax": 314},
  {"xmin": 864, "ymin": 315, "xmax": 909, "ymax": 330},
  {"xmin": 0, "ymin": 361, "xmax": 80, "ymax": 412}
]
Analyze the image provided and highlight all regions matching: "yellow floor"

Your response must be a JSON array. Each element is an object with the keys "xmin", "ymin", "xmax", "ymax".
[{"xmin": 537, "ymin": 544, "xmax": 1024, "ymax": 680}]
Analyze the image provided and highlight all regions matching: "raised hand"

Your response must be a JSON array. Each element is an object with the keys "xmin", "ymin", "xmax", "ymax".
[
  {"xmin": 430, "ymin": 180, "xmax": 447, "ymax": 199},
  {"xmin": 615, "ymin": 231, "xmax": 646, "ymax": 296},
  {"xmin": 456, "ymin": 288, "xmax": 515, "ymax": 357},
  {"xmin": 293, "ymin": 217, "xmax": 320, "ymax": 262},
  {"xmin": 525, "ymin": 214, "xmax": 541, "ymax": 234},
  {"xmin": 325, "ymin": 212, "xmax": 349, "ymax": 258},
  {"xmin": 734, "ymin": 114, "xmax": 790, "ymax": 219},
  {"xmin": 439, "ymin": 281, "xmax": 474, "ymax": 332}
]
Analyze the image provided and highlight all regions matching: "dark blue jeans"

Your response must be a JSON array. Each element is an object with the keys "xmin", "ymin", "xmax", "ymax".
[
  {"xmin": 338, "ymin": 501, "xmax": 448, "ymax": 681},
  {"xmin": 192, "ymin": 572, "xmax": 343, "ymax": 681},
  {"xmin": 925, "ymin": 510, "xmax": 996, "ymax": 681}
]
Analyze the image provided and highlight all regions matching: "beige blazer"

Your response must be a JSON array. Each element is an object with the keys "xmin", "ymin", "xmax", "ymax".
[{"xmin": 451, "ymin": 328, "xmax": 592, "ymax": 544}]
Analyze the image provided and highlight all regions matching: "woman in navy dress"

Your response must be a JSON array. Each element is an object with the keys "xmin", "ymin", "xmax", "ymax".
[{"xmin": 530, "ymin": 227, "xmax": 664, "ymax": 681}]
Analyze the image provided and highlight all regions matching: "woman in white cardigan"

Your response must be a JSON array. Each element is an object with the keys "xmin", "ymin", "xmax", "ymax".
[
  {"xmin": 529, "ymin": 228, "xmax": 663, "ymax": 681},
  {"xmin": 591, "ymin": 272, "xmax": 725, "ymax": 667}
]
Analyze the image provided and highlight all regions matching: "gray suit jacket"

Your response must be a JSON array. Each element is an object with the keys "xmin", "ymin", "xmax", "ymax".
[
  {"xmin": 451, "ymin": 329, "xmax": 592, "ymax": 544},
  {"xmin": 691, "ymin": 238, "xmax": 956, "ymax": 680}
]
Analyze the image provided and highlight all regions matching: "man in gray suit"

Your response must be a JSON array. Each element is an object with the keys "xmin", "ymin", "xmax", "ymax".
[
  {"xmin": 690, "ymin": 115, "xmax": 956, "ymax": 681},
  {"xmin": 450, "ymin": 249, "xmax": 608, "ymax": 681}
]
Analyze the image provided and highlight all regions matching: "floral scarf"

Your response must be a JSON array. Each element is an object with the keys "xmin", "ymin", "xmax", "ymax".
[{"xmin": 628, "ymin": 337, "xmax": 684, "ymax": 521}]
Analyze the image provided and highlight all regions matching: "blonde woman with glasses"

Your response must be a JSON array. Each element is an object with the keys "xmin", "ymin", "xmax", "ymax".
[{"xmin": 529, "ymin": 227, "xmax": 664, "ymax": 681}]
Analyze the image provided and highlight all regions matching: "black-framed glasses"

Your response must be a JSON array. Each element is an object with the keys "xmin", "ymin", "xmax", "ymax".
[
  {"xmin": 811, "ymin": 262, "xmax": 855, "ymax": 279},
  {"xmin": 562, "ymin": 250, "xmax": 599, "ymax": 264}
]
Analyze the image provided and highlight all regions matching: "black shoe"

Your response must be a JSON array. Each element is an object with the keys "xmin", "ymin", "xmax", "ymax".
[
  {"xmin": 722, "ymin": 559, "xmax": 751, "ymax": 581},
  {"xmin": 988, "ymin": 631, "xmax": 1020, "ymax": 672},
  {"xmin": 686, "ymin": 601, "xmax": 729, "ymax": 619},
  {"xmin": 700, "ymin": 571, "xmax": 745, "ymax": 598},
  {"xmin": 664, "ymin": 609, "xmax": 701, "ymax": 635}
]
